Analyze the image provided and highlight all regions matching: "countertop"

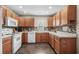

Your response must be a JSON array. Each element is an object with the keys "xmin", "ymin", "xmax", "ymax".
[
  {"xmin": 49, "ymin": 31, "xmax": 76, "ymax": 38},
  {"xmin": 2, "ymin": 35, "xmax": 12, "ymax": 39},
  {"xmin": 23, "ymin": 31, "xmax": 77, "ymax": 38},
  {"xmin": 2, "ymin": 31, "xmax": 77, "ymax": 39}
]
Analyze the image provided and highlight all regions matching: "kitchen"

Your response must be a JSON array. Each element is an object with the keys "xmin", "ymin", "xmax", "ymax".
[{"xmin": 0, "ymin": 5, "xmax": 77, "ymax": 54}]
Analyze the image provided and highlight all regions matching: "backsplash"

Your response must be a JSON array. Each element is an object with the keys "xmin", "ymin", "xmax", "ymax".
[
  {"xmin": 2, "ymin": 28, "xmax": 13, "ymax": 35},
  {"xmin": 59, "ymin": 25, "xmax": 76, "ymax": 33}
]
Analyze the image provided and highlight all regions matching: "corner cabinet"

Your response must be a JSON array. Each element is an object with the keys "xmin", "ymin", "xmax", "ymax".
[{"xmin": 49, "ymin": 34, "xmax": 55, "ymax": 48}]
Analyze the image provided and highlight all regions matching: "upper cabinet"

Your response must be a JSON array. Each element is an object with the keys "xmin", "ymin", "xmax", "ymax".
[
  {"xmin": 17, "ymin": 17, "xmax": 34, "ymax": 27},
  {"xmin": 53, "ymin": 16, "xmax": 56, "ymax": 27},
  {"xmin": 61, "ymin": 5, "xmax": 76, "ymax": 26},
  {"xmin": 24, "ymin": 18, "xmax": 34, "ymax": 27},
  {"xmin": 18, "ymin": 17, "xmax": 25, "ymax": 27},
  {"xmin": 48, "ymin": 16, "xmax": 53, "ymax": 27},
  {"xmin": 2, "ymin": 6, "xmax": 18, "ymax": 26},
  {"xmin": 48, "ymin": 5, "xmax": 76, "ymax": 27},
  {"xmin": 55, "ymin": 12, "xmax": 61, "ymax": 26}
]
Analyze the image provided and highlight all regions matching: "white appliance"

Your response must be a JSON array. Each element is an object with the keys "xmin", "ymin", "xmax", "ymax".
[
  {"xmin": 6, "ymin": 17, "xmax": 18, "ymax": 26},
  {"xmin": 12, "ymin": 33, "xmax": 22, "ymax": 53},
  {"xmin": 28, "ymin": 31, "xmax": 35, "ymax": 43}
]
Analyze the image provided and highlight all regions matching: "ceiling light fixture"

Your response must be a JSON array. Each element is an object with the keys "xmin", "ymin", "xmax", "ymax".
[
  {"xmin": 24, "ymin": 11, "xmax": 27, "ymax": 14},
  {"xmin": 49, "ymin": 6, "xmax": 52, "ymax": 9},
  {"xmin": 19, "ymin": 6, "xmax": 23, "ymax": 8}
]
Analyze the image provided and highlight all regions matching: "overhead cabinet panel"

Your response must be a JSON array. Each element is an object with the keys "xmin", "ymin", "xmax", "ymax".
[
  {"xmin": 55, "ymin": 12, "xmax": 61, "ymax": 26},
  {"xmin": 48, "ymin": 17, "xmax": 53, "ymax": 27},
  {"xmin": 61, "ymin": 5, "xmax": 76, "ymax": 26}
]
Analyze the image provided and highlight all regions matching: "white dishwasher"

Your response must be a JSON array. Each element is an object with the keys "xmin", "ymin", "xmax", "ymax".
[{"xmin": 28, "ymin": 31, "xmax": 35, "ymax": 43}]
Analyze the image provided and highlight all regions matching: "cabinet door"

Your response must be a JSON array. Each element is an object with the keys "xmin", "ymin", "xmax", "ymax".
[
  {"xmin": 30, "ymin": 18, "xmax": 34, "ymax": 27},
  {"xmin": 61, "ymin": 7, "xmax": 68, "ymax": 25},
  {"xmin": 6, "ymin": 10, "xmax": 12, "ymax": 17},
  {"xmin": 3, "ymin": 37, "xmax": 12, "ymax": 54},
  {"xmin": 48, "ymin": 17, "xmax": 53, "ymax": 27},
  {"xmin": 55, "ymin": 12, "xmax": 61, "ymax": 26},
  {"xmin": 53, "ymin": 16, "xmax": 56, "ymax": 27},
  {"xmin": 54, "ymin": 37, "xmax": 60, "ymax": 53},
  {"xmin": 21, "ymin": 18, "xmax": 25, "ymax": 27},
  {"xmin": 17, "ymin": 17, "xmax": 24, "ymax": 27},
  {"xmin": 36, "ymin": 33, "xmax": 42, "ymax": 43},
  {"xmin": 22, "ymin": 33, "xmax": 28, "ymax": 44},
  {"xmin": 68, "ymin": 5, "xmax": 76, "ymax": 25},
  {"xmin": 24, "ymin": 18, "xmax": 34, "ymax": 27},
  {"xmin": 60, "ymin": 38, "xmax": 76, "ymax": 54},
  {"xmin": 49, "ymin": 34, "xmax": 55, "ymax": 48},
  {"xmin": 41, "ymin": 33, "xmax": 49, "ymax": 42}
]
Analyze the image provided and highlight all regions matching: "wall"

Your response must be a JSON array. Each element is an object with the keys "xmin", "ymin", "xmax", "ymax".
[
  {"xmin": 77, "ymin": 5, "xmax": 79, "ymax": 53},
  {"xmin": 0, "ymin": 6, "xmax": 3, "ymax": 54}
]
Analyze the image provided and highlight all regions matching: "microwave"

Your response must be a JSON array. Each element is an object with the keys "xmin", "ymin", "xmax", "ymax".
[{"xmin": 6, "ymin": 17, "xmax": 18, "ymax": 27}]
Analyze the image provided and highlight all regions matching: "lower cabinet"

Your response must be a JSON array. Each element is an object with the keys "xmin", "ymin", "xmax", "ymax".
[
  {"xmin": 3, "ymin": 36, "xmax": 12, "ymax": 54},
  {"xmin": 36, "ymin": 33, "xmax": 49, "ymax": 43},
  {"xmin": 54, "ymin": 36, "xmax": 76, "ymax": 54},
  {"xmin": 22, "ymin": 33, "xmax": 28, "ymax": 44},
  {"xmin": 49, "ymin": 34, "xmax": 55, "ymax": 48}
]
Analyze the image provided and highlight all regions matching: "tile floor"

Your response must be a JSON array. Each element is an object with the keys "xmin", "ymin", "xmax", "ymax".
[{"xmin": 16, "ymin": 43, "xmax": 55, "ymax": 54}]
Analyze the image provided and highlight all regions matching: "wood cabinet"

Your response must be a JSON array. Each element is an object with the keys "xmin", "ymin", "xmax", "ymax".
[
  {"xmin": 5, "ymin": 9, "xmax": 12, "ymax": 17},
  {"xmin": 19, "ymin": 17, "xmax": 25, "ymax": 27},
  {"xmin": 36, "ymin": 33, "xmax": 49, "ymax": 43},
  {"xmin": 61, "ymin": 5, "xmax": 76, "ymax": 26},
  {"xmin": 49, "ymin": 34, "xmax": 55, "ymax": 48},
  {"xmin": 61, "ymin": 6, "xmax": 68, "ymax": 25},
  {"xmin": 48, "ymin": 17, "xmax": 53, "ymax": 27},
  {"xmin": 24, "ymin": 18, "xmax": 34, "ymax": 27},
  {"xmin": 2, "ymin": 36, "xmax": 12, "ymax": 54},
  {"xmin": 36, "ymin": 33, "xmax": 42, "ymax": 43},
  {"xmin": 2, "ymin": 7, "xmax": 17, "ymax": 26},
  {"xmin": 17, "ymin": 17, "xmax": 25, "ymax": 27},
  {"xmin": 17, "ymin": 17, "xmax": 34, "ymax": 27},
  {"xmin": 22, "ymin": 33, "xmax": 28, "ymax": 44},
  {"xmin": 55, "ymin": 12, "xmax": 61, "ymax": 26},
  {"xmin": 53, "ymin": 16, "xmax": 56, "ymax": 27},
  {"xmin": 41, "ymin": 33, "xmax": 49, "ymax": 42},
  {"xmin": 54, "ymin": 36, "xmax": 76, "ymax": 54}
]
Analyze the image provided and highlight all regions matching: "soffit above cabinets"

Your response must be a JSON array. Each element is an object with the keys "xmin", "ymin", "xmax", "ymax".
[{"xmin": 7, "ymin": 5, "xmax": 66, "ymax": 16}]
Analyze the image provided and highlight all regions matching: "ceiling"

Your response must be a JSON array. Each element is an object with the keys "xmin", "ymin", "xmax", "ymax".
[{"xmin": 7, "ymin": 5, "xmax": 66, "ymax": 16}]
